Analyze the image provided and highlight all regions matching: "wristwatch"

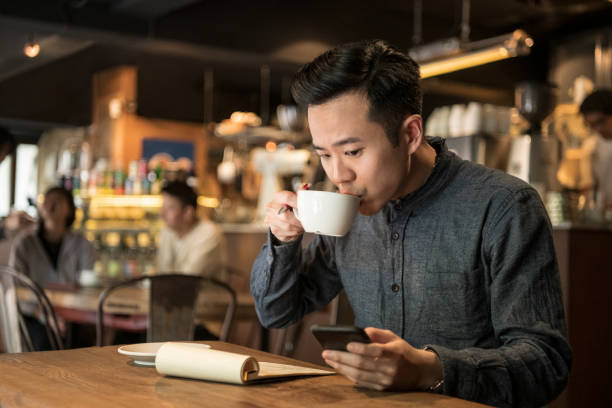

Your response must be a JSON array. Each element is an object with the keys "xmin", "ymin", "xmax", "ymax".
[
  {"xmin": 427, "ymin": 378, "xmax": 444, "ymax": 393},
  {"xmin": 423, "ymin": 346, "xmax": 444, "ymax": 393}
]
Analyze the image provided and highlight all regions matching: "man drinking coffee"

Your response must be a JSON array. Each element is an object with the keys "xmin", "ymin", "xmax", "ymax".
[{"xmin": 250, "ymin": 40, "xmax": 570, "ymax": 408}]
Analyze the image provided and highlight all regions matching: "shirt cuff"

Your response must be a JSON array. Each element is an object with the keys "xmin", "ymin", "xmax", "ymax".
[{"xmin": 423, "ymin": 344, "xmax": 477, "ymax": 400}]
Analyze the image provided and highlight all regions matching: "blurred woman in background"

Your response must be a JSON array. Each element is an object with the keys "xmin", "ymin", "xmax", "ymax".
[
  {"xmin": 9, "ymin": 186, "xmax": 94, "ymax": 286},
  {"xmin": 9, "ymin": 186, "xmax": 94, "ymax": 350}
]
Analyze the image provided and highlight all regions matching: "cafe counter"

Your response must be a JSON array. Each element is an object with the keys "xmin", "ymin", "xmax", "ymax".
[{"xmin": 550, "ymin": 223, "xmax": 612, "ymax": 408}]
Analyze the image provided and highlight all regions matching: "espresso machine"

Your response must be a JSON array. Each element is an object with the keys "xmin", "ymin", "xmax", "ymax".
[
  {"xmin": 507, "ymin": 81, "xmax": 560, "ymax": 198},
  {"xmin": 252, "ymin": 147, "xmax": 311, "ymax": 220}
]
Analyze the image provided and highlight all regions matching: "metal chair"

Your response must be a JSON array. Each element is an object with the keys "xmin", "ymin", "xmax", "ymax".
[
  {"xmin": 96, "ymin": 274, "xmax": 236, "ymax": 346},
  {"xmin": 0, "ymin": 265, "xmax": 63, "ymax": 352}
]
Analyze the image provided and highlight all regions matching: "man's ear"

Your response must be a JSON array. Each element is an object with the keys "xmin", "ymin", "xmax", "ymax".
[{"xmin": 398, "ymin": 114, "xmax": 423, "ymax": 155}]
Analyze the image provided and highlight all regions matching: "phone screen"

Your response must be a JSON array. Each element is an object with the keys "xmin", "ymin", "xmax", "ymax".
[{"xmin": 311, "ymin": 325, "xmax": 371, "ymax": 351}]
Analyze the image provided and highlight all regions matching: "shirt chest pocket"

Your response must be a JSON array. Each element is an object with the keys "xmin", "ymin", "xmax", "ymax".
[{"xmin": 422, "ymin": 266, "xmax": 491, "ymax": 342}]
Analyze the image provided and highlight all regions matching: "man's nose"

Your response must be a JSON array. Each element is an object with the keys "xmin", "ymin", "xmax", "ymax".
[{"xmin": 327, "ymin": 158, "xmax": 355, "ymax": 185}]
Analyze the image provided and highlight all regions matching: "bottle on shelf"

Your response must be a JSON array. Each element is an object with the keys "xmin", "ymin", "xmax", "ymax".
[
  {"xmin": 149, "ymin": 164, "xmax": 163, "ymax": 195},
  {"xmin": 125, "ymin": 160, "xmax": 138, "ymax": 195},
  {"xmin": 113, "ymin": 169, "xmax": 125, "ymax": 195},
  {"xmin": 103, "ymin": 168, "xmax": 113, "ymax": 195},
  {"xmin": 77, "ymin": 142, "xmax": 91, "ymax": 198},
  {"xmin": 136, "ymin": 159, "xmax": 148, "ymax": 195}
]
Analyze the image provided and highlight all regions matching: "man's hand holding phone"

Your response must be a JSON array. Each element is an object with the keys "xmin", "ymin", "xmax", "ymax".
[
  {"xmin": 311, "ymin": 325, "xmax": 371, "ymax": 350},
  {"xmin": 313, "ymin": 325, "xmax": 443, "ymax": 392}
]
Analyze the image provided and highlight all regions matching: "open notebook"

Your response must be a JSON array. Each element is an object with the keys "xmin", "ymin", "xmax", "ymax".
[{"xmin": 155, "ymin": 342, "xmax": 334, "ymax": 385}]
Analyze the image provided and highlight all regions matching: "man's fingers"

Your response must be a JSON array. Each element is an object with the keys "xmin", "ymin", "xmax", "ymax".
[
  {"xmin": 277, "ymin": 205, "xmax": 291, "ymax": 215},
  {"xmin": 364, "ymin": 327, "xmax": 398, "ymax": 344},
  {"xmin": 354, "ymin": 381, "xmax": 387, "ymax": 391},
  {"xmin": 265, "ymin": 211, "xmax": 302, "ymax": 228},
  {"xmin": 323, "ymin": 350, "xmax": 380, "ymax": 372},
  {"xmin": 329, "ymin": 359, "xmax": 393, "ymax": 390},
  {"xmin": 273, "ymin": 190, "xmax": 298, "ymax": 209},
  {"xmin": 346, "ymin": 341, "xmax": 385, "ymax": 357}
]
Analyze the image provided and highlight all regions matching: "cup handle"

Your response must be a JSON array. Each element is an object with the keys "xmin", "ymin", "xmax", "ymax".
[{"xmin": 278, "ymin": 205, "xmax": 301, "ymax": 222}]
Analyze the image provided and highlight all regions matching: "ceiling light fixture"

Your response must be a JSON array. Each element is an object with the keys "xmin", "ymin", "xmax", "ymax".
[
  {"xmin": 409, "ymin": 0, "xmax": 533, "ymax": 79},
  {"xmin": 23, "ymin": 36, "xmax": 40, "ymax": 58},
  {"xmin": 416, "ymin": 30, "xmax": 534, "ymax": 79}
]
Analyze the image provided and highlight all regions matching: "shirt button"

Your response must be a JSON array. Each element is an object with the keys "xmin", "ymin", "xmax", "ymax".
[
  {"xmin": 264, "ymin": 269, "xmax": 269, "ymax": 277},
  {"xmin": 392, "ymin": 232, "xmax": 399, "ymax": 240},
  {"xmin": 391, "ymin": 283, "xmax": 400, "ymax": 292}
]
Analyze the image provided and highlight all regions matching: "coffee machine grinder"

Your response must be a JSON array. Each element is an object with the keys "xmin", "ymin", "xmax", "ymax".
[{"xmin": 507, "ymin": 81, "xmax": 560, "ymax": 198}]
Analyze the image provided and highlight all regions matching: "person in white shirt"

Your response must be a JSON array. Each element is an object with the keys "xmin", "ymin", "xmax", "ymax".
[
  {"xmin": 580, "ymin": 89, "xmax": 612, "ymax": 212},
  {"xmin": 157, "ymin": 181, "xmax": 226, "ymax": 281}
]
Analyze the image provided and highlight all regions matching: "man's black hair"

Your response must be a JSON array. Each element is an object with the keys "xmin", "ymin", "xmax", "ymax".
[
  {"xmin": 291, "ymin": 39, "xmax": 422, "ymax": 146},
  {"xmin": 161, "ymin": 180, "xmax": 198, "ymax": 209},
  {"xmin": 0, "ymin": 127, "xmax": 17, "ymax": 155},
  {"xmin": 44, "ymin": 186, "xmax": 77, "ymax": 228},
  {"xmin": 580, "ymin": 89, "xmax": 612, "ymax": 115}
]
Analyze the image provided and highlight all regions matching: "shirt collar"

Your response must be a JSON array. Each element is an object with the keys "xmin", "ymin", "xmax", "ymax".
[{"xmin": 387, "ymin": 137, "xmax": 458, "ymax": 216}]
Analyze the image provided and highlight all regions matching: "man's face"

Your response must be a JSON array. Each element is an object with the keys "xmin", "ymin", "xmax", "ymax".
[
  {"xmin": 161, "ymin": 194, "xmax": 189, "ymax": 232},
  {"xmin": 308, "ymin": 92, "xmax": 411, "ymax": 215},
  {"xmin": 584, "ymin": 112, "xmax": 612, "ymax": 140}
]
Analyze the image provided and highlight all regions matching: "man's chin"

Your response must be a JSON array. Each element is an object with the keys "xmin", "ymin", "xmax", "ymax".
[{"xmin": 358, "ymin": 201, "xmax": 380, "ymax": 216}]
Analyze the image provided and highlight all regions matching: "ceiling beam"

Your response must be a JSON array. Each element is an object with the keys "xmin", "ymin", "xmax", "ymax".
[{"xmin": 0, "ymin": 15, "xmax": 301, "ymax": 71}]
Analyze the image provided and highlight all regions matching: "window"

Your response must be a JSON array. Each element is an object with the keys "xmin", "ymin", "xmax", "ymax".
[
  {"xmin": 0, "ymin": 155, "xmax": 11, "ymax": 217},
  {"xmin": 14, "ymin": 144, "xmax": 39, "ymax": 216}
]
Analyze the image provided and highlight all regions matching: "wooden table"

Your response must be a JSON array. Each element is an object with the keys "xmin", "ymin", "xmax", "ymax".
[
  {"xmin": 17, "ymin": 285, "xmax": 257, "ymax": 332},
  {"xmin": 0, "ymin": 341, "xmax": 489, "ymax": 408}
]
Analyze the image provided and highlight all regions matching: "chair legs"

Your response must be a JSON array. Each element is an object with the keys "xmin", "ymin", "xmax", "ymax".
[
  {"xmin": 273, "ymin": 322, "xmax": 304, "ymax": 357},
  {"xmin": 17, "ymin": 313, "xmax": 34, "ymax": 352}
]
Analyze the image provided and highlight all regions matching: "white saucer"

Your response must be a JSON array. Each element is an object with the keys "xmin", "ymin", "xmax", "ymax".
[{"xmin": 117, "ymin": 342, "xmax": 210, "ymax": 366}]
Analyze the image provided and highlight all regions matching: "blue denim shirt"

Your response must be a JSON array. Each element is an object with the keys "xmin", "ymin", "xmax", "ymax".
[{"xmin": 251, "ymin": 138, "xmax": 571, "ymax": 407}]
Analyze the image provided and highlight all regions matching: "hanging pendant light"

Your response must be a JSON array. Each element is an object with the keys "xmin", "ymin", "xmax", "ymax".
[
  {"xmin": 416, "ymin": 30, "xmax": 534, "ymax": 78},
  {"xmin": 24, "ymin": 35, "xmax": 40, "ymax": 58},
  {"xmin": 410, "ymin": 0, "xmax": 533, "ymax": 79}
]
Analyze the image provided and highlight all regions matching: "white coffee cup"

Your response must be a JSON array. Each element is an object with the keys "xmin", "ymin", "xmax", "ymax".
[
  {"xmin": 295, "ymin": 190, "xmax": 360, "ymax": 236},
  {"xmin": 78, "ymin": 269, "xmax": 99, "ymax": 287}
]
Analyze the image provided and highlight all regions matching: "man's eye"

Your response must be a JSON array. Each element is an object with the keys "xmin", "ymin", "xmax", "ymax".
[
  {"xmin": 345, "ymin": 149, "xmax": 362, "ymax": 157},
  {"xmin": 318, "ymin": 153, "xmax": 331, "ymax": 159}
]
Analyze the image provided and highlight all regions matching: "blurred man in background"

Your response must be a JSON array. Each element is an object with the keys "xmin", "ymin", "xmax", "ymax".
[
  {"xmin": 157, "ymin": 180, "xmax": 227, "ymax": 341},
  {"xmin": 157, "ymin": 180, "xmax": 226, "ymax": 281}
]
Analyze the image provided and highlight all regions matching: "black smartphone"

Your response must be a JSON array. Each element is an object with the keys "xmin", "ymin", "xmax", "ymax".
[{"xmin": 311, "ymin": 325, "xmax": 371, "ymax": 351}]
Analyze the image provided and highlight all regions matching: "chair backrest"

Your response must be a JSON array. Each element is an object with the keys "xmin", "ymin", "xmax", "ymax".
[
  {"xmin": 0, "ymin": 265, "xmax": 63, "ymax": 352},
  {"xmin": 96, "ymin": 274, "xmax": 236, "ymax": 346},
  {"xmin": 329, "ymin": 289, "xmax": 355, "ymax": 326}
]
